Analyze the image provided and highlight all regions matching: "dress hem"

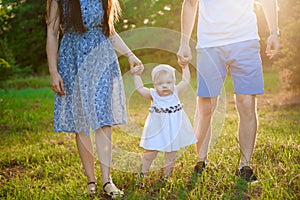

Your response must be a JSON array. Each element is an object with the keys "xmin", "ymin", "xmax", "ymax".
[{"xmin": 54, "ymin": 121, "xmax": 126, "ymax": 136}]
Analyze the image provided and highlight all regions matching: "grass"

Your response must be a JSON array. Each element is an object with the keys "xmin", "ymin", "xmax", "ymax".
[{"xmin": 0, "ymin": 68, "xmax": 299, "ymax": 199}]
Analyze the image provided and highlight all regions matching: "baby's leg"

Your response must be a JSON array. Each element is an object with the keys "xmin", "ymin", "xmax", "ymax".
[
  {"xmin": 141, "ymin": 150, "xmax": 158, "ymax": 175},
  {"xmin": 164, "ymin": 151, "xmax": 177, "ymax": 176}
]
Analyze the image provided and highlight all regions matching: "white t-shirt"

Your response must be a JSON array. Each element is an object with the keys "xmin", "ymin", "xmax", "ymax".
[{"xmin": 197, "ymin": 0, "xmax": 259, "ymax": 48}]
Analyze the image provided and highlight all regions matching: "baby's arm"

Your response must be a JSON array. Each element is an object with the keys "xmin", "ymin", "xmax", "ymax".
[
  {"xmin": 132, "ymin": 67, "xmax": 152, "ymax": 100},
  {"xmin": 176, "ymin": 65, "xmax": 190, "ymax": 97}
]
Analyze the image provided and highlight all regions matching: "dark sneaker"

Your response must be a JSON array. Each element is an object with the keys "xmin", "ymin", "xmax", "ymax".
[
  {"xmin": 194, "ymin": 161, "xmax": 206, "ymax": 175},
  {"xmin": 238, "ymin": 166, "xmax": 258, "ymax": 182}
]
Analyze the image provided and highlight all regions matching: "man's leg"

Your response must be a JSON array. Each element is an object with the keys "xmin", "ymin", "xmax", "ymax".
[
  {"xmin": 194, "ymin": 46, "xmax": 227, "ymax": 173},
  {"xmin": 194, "ymin": 96, "xmax": 218, "ymax": 162},
  {"xmin": 235, "ymin": 94, "xmax": 257, "ymax": 167}
]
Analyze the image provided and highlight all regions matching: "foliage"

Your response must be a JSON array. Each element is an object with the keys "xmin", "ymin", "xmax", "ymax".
[
  {"xmin": 0, "ymin": 58, "xmax": 12, "ymax": 81},
  {"xmin": 0, "ymin": 38, "xmax": 14, "ymax": 81},
  {"xmin": 117, "ymin": 0, "xmax": 188, "ymax": 72},
  {"xmin": 0, "ymin": 0, "xmax": 46, "ymax": 74},
  {"xmin": 119, "ymin": 0, "xmax": 182, "ymax": 31},
  {"xmin": 0, "ymin": 37, "xmax": 32, "ymax": 81},
  {"xmin": 273, "ymin": 0, "xmax": 300, "ymax": 93},
  {"xmin": 0, "ymin": 0, "xmax": 299, "ymax": 94}
]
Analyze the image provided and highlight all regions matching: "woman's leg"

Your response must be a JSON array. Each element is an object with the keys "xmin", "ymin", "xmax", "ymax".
[
  {"xmin": 75, "ymin": 133, "xmax": 96, "ymax": 190},
  {"xmin": 164, "ymin": 151, "xmax": 177, "ymax": 176},
  {"xmin": 95, "ymin": 126, "xmax": 112, "ymax": 185},
  {"xmin": 95, "ymin": 126, "xmax": 124, "ymax": 197},
  {"xmin": 141, "ymin": 150, "xmax": 159, "ymax": 175}
]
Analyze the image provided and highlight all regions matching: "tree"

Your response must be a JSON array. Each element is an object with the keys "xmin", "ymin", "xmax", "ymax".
[
  {"xmin": 118, "ymin": 0, "xmax": 182, "ymax": 32},
  {"xmin": 0, "ymin": 0, "xmax": 46, "ymax": 75},
  {"xmin": 273, "ymin": 0, "xmax": 300, "ymax": 93}
]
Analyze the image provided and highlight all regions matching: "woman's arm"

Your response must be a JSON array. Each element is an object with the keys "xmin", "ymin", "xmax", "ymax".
[
  {"xmin": 109, "ymin": 31, "xmax": 142, "ymax": 70},
  {"xmin": 176, "ymin": 65, "xmax": 190, "ymax": 97},
  {"xmin": 46, "ymin": 1, "xmax": 65, "ymax": 95}
]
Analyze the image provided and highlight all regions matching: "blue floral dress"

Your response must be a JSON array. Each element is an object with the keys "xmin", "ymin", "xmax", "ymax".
[{"xmin": 54, "ymin": 0, "xmax": 126, "ymax": 135}]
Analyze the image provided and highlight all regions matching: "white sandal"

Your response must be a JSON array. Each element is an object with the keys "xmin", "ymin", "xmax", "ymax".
[
  {"xmin": 103, "ymin": 181, "xmax": 124, "ymax": 198},
  {"xmin": 87, "ymin": 182, "xmax": 96, "ymax": 195}
]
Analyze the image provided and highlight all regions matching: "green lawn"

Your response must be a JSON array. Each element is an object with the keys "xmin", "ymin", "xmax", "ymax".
[{"xmin": 0, "ymin": 69, "xmax": 299, "ymax": 199}]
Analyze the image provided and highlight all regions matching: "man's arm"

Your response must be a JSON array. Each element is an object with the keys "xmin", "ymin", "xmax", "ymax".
[
  {"xmin": 261, "ymin": 0, "xmax": 280, "ymax": 59},
  {"xmin": 177, "ymin": 0, "xmax": 199, "ymax": 67}
]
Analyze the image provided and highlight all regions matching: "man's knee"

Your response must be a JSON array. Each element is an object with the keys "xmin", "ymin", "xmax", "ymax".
[{"xmin": 235, "ymin": 94, "xmax": 257, "ymax": 117}]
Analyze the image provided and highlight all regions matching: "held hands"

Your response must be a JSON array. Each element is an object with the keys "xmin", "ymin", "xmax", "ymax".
[
  {"xmin": 50, "ymin": 71, "xmax": 65, "ymax": 95},
  {"xmin": 266, "ymin": 34, "xmax": 280, "ymax": 59},
  {"xmin": 131, "ymin": 65, "xmax": 144, "ymax": 76},
  {"xmin": 127, "ymin": 53, "xmax": 143, "ymax": 75},
  {"xmin": 177, "ymin": 44, "xmax": 192, "ymax": 67}
]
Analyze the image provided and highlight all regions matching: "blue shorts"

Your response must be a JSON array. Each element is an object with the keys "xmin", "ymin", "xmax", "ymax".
[{"xmin": 196, "ymin": 40, "xmax": 264, "ymax": 97}]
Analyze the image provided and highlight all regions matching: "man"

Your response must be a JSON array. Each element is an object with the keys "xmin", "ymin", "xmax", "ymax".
[{"xmin": 177, "ymin": 0, "xmax": 280, "ymax": 182}]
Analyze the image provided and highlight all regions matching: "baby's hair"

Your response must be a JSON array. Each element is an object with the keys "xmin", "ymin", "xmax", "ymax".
[{"xmin": 151, "ymin": 64, "xmax": 176, "ymax": 82}]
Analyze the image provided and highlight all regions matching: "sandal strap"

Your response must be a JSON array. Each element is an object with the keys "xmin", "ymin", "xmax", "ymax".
[
  {"xmin": 103, "ymin": 181, "xmax": 124, "ymax": 197},
  {"xmin": 103, "ymin": 181, "xmax": 111, "ymax": 188},
  {"xmin": 87, "ymin": 182, "xmax": 97, "ymax": 195}
]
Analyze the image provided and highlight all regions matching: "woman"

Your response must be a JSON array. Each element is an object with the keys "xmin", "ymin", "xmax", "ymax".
[{"xmin": 46, "ymin": 0, "xmax": 142, "ymax": 197}]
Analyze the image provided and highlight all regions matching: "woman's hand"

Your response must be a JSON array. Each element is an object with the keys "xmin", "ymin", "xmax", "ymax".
[
  {"xmin": 50, "ymin": 71, "xmax": 65, "ymax": 95},
  {"xmin": 128, "ymin": 54, "xmax": 143, "ymax": 75}
]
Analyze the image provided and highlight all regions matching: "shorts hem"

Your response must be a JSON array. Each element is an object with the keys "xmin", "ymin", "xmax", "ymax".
[{"xmin": 233, "ymin": 91, "xmax": 264, "ymax": 95}]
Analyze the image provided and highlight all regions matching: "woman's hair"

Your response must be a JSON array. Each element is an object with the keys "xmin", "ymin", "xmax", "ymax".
[
  {"xmin": 102, "ymin": 0, "xmax": 122, "ymax": 36},
  {"xmin": 46, "ymin": 0, "xmax": 121, "ymax": 36}
]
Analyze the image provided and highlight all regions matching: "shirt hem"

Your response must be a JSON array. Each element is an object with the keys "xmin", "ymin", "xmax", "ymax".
[{"xmin": 196, "ymin": 37, "xmax": 260, "ymax": 49}]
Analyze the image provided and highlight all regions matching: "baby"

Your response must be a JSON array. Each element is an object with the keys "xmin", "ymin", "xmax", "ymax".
[{"xmin": 131, "ymin": 64, "xmax": 197, "ymax": 181}]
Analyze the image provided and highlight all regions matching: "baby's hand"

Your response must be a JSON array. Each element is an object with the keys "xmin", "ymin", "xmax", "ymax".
[{"xmin": 131, "ymin": 65, "xmax": 144, "ymax": 75}]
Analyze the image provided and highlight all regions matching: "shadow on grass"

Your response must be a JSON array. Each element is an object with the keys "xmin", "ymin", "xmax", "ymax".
[
  {"xmin": 186, "ymin": 170, "xmax": 255, "ymax": 200},
  {"xmin": 77, "ymin": 190, "xmax": 121, "ymax": 200},
  {"xmin": 231, "ymin": 178, "xmax": 250, "ymax": 200},
  {"xmin": 187, "ymin": 171, "xmax": 199, "ymax": 190}
]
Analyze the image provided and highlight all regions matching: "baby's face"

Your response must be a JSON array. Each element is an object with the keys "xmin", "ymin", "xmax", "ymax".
[{"xmin": 153, "ymin": 72, "xmax": 175, "ymax": 96}]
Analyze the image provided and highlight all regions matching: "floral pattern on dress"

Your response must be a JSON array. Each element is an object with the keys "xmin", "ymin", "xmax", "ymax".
[{"xmin": 54, "ymin": 0, "xmax": 126, "ymax": 135}]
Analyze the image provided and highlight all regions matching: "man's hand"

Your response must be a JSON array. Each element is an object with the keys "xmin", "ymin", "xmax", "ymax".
[
  {"xmin": 177, "ymin": 44, "xmax": 192, "ymax": 67},
  {"xmin": 266, "ymin": 34, "xmax": 280, "ymax": 59}
]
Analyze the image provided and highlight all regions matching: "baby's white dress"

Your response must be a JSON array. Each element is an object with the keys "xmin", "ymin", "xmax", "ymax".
[{"xmin": 140, "ymin": 88, "xmax": 197, "ymax": 152}]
